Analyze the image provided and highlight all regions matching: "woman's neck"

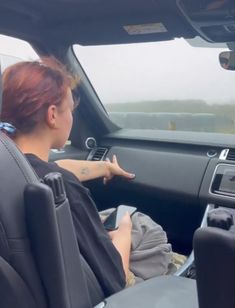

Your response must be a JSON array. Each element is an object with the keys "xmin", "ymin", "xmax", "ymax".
[{"xmin": 14, "ymin": 133, "xmax": 51, "ymax": 162}]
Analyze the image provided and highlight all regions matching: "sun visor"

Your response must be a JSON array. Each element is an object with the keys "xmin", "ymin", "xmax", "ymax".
[
  {"xmin": 0, "ymin": 0, "xmax": 197, "ymax": 46},
  {"xmin": 52, "ymin": 13, "xmax": 196, "ymax": 46}
]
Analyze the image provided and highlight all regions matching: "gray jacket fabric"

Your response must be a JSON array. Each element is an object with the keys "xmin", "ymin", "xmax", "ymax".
[
  {"xmin": 130, "ymin": 211, "xmax": 172, "ymax": 281},
  {"xmin": 100, "ymin": 209, "xmax": 173, "ymax": 282}
]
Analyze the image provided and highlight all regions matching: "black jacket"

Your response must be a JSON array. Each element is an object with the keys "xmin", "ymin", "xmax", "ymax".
[{"xmin": 25, "ymin": 153, "xmax": 126, "ymax": 297}]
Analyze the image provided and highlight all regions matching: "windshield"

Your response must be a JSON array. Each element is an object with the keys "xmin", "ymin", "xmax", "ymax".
[{"xmin": 73, "ymin": 38, "xmax": 235, "ymax": 134}]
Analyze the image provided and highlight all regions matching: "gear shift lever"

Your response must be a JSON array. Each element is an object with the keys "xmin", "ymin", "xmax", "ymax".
[{"xmin": 207, "ymin": 208, "xmax": 234, "ymax": 230}]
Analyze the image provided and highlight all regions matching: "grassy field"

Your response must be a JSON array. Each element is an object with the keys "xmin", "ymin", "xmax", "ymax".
[
  {"xmin": 105, "ymin": 100, "xmax": 235, "ymax": 133},
  {"xmin": 105, "ymin": 99, "xmax": 235, "ymax": 118}
]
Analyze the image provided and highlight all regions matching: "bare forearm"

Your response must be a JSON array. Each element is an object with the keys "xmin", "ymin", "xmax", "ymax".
[
  {"xmin": 56, "ymin": 155, "xmax": 135, "ymax": 183},
  {"xmin": 55, "ymin": 159, "xmax": 109, "ymax": 181}
]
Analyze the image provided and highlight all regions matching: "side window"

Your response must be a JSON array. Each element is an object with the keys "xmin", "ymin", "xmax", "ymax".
[{"xmin": 0, "ymin": 34, "xmax": 38, "ymax": 70}]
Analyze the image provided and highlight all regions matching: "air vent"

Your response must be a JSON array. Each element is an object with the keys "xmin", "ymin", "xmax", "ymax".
[
  {"xmin": 219, "ymin": 149, "xmax": 229, "ymax": 160},
  {"xmin": 227, "ymin": 149, "xmax": 235, "ymax": 161},
  {"xmin": 88, "ymin": 147, "xmax": 108, "ymax": 161}
]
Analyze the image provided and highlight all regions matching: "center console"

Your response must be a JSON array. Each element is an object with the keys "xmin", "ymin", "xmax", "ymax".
[{"xmin": 173, "ymin": 149, "xmax": 235, "ymax": 280}]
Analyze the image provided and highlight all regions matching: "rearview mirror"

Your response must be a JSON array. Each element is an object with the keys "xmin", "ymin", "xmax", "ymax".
[{"xmin": 219, "ymin": 51, "xmax": 235, "ymax": 70}]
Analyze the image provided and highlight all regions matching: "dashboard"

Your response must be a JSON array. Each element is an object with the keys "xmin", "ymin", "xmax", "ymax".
[
  {"xmin": 50, "ymin": 137, "xmax": 235, "ymax": 210},
  {"xmin": 49, "ymin": 131, "xmax": 235, "ymax": 256}
]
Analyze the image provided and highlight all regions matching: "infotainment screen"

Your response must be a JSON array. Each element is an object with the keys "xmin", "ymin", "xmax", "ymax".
[
  {"xmin": 211, "ymin": 164, "xmax": 235, "ymax": 196},
  {"xmin": 219, "ymin": 169, "xmax": 235, "ymax": 194}
]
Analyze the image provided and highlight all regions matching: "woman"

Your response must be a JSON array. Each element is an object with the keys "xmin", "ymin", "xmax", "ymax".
[{"xmin": 1, "ymin": 58, "xmax": 173, "ymax": 296}]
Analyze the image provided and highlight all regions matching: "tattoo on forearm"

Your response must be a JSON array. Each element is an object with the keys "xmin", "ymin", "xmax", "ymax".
[
  {"xmin": 98, "ymin": 162, "xmax": 104, "ymax": 169},
  {"xmin": 80, "ymin": 167, "xmax": 90, "ymax": 175}
]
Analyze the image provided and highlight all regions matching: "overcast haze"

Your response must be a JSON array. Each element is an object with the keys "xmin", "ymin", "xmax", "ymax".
[
  {"xmin": 0, "ymin": 34, "xmax": 234, "ymax": 105},
  {"xmin": 74, "ymin": 38, "xmax": 235, "ymax": 105}
]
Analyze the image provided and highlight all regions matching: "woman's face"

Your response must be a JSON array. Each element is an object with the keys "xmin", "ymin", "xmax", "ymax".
[{"xmin": 52, "ymin": 88, "xmax": 74, "ymax": 149}]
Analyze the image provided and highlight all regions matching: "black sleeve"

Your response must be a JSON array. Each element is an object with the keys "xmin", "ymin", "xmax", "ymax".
[
  {"xmin": 57, "ymin": 168, "xmax": 126, "ymax": 297},
  {"xmin": 25, "ymin": 154, "xmax": 126, "ymax": 297}
]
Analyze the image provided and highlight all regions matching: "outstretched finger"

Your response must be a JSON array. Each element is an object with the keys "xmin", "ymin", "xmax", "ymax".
[
  {"xmin": 122, "ymin": 170, "xmax": 136, "ymax": 179},
  {"xmin": 111, "ymin": 154, "xmax": 135, "ymax": 179},
  {"xmin": 112, "ymin": 154, "xmax": 118, "ymax": 165}
]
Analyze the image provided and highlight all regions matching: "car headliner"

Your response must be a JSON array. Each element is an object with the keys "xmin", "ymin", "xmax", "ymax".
[
  {"xmin": 0, "ymin": 0, "xmax": 235, "ymax": 48},
  {"xmin": 0, "ymin": 0, "xmax": 198, "ymax": 46}
]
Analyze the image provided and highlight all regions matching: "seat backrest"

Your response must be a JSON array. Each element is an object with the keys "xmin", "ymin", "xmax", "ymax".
[
  {"xmin": 194, "ymin": 226, "xmax": 235, "ymax": 308},
  {"xmin": 0, "ymin": 131, "xmax": 47, "ymax": 308},
  {"xmin": 24, "ymin": 178, "xmax": 93, "ymax": 308},
  {"xmin": 0, "ymin": 131, "xmax": 99, "ymax": 308}
]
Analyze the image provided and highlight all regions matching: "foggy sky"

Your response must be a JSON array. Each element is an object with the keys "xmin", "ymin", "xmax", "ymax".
[
  {"xmin": 0, "ymin": 34, "xmax": 234, "ymax": 105},
  {"xmin": 74, "ymin": 38, "xmax": 235, "ymax": 105}
]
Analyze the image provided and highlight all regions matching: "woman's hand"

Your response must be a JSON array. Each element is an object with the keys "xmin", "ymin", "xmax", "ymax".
[
  {"xmin": 108, "ymin": 212, "xmax": 132, "ymax": 240},
  {"xmin": 108, "ymin": 212, "xmax": 132, "ymax": 278},
  {"xmin": 103, "ymin": 154, "xmax": 135, "ymax": 184}
]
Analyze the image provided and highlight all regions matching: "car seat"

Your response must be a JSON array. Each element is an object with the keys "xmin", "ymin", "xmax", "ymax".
[{"xmin": 194, "ymin": 225, "xmax": 235, "ymax": 308}]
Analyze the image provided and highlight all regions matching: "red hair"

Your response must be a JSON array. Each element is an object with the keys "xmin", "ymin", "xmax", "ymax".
[{"xmin": 1, "ymin": 57, "xmax": 75, "ymax": 134}]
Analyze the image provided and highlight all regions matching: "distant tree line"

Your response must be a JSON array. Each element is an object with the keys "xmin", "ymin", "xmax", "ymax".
[
  {"xmin": 105, "ymin": 100, "xmax": 235, "ymax": 119},
  {"xmin": 105, "ymin": 100, "xmax": 235, "ymax": 133}
]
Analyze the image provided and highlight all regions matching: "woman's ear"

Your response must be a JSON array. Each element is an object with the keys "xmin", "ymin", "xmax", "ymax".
[{"xmin": 46, "ymin": 105, "xmax": 57, "ymax": 129}]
